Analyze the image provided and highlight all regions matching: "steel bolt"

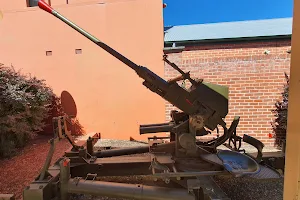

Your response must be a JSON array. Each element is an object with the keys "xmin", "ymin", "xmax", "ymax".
[{"xmin": 165, "ymin": 178, "xmax": 170, "ymax": 184}]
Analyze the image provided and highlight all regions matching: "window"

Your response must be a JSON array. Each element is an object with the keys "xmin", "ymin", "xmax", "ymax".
[
  {"xmin": 46, "ymin": 51, "xmax": 52, "ymax": 56},
  {"xmin": 28, "ymin": 0, "xmax": 39, "ymax": 7},
  {"xmin": 75, "ymin": 49, "xmax": 82, "ymax": 54},
  {"xmin": 27, "ymin": 0, "xmax": 51, "ymax": 7}
]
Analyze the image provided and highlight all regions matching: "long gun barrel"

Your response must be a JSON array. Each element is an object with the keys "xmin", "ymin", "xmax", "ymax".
[
  {"xmin": 38, "ymin": 1, "xmax": 229, "ymax": 131},
  {"xmin": 139, "ymin": 122, "xmax": 175, "ymax": 134},
  {"xmin": 38, "ymin": 0, "xmax": 197, "ymax": 113},
  {"xmin": 38, "ymin": 1, "xmax": 139, "ymax": 72},
  {"xmin": 37, "ymin": 1, "xmax": 201, "ymax": 115}
]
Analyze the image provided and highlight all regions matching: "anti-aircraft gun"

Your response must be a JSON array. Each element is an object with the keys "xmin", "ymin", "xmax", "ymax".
[
  {"xmin": 20, "ymin": 1, "xmax": 284, "ymax": 200},
  {"xmin": 37, "ymin": 0, "xmax": 231, "ymax": 156}
]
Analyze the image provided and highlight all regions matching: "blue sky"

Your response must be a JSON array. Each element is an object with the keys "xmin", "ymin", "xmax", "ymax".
[{"xmin": 163, "ymin": 0, "xmax": 294, "ymax": 26}]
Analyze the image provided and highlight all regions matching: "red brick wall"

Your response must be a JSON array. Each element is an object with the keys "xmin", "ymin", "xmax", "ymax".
[{"xmin": 164, "ymin": 38, "xmax": 291, "ymax": 147}]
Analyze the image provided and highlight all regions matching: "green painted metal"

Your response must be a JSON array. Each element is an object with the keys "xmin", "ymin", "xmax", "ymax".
[{"xmin": 202, "ymin": 82, "xmax": 229, "ymax": 99}]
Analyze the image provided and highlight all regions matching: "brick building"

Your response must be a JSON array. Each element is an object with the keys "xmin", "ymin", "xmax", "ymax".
[{"xmin": 163, "ymin": 17, "xmax": 292, "ymax": 147}]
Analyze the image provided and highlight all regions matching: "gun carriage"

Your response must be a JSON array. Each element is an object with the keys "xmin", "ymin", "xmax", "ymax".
[{"xmin": 19, "ymin": 1, "xmax": 285, "ymax": 200}]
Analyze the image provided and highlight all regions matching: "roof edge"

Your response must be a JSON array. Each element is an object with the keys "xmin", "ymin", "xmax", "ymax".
[
  {"xmin": 164, "ymin": 34, "xmax": 292, "ymax": 44},
  {"xmin": 164, "ymin": 17, "xmax": 293, "ymax": 29}
]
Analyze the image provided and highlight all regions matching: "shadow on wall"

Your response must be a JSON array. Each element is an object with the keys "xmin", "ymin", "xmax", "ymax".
[{"xmin": 40, "ymin": 90, "xmax": 86, "ymax": 137}]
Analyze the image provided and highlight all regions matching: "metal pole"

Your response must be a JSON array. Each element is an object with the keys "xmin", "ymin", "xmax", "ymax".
[
  {"xmin": 39, "ymin": 138, "xmax": 56, "ymax": 181},
  {"xmin": 140, "ymin": 124, "xmax": 175, "ymax": 134},
  {"xmin": 152, "ymin": 170, "xmax": 226, "ymax": 178},
  {"xmin": 283, "ymin": 1, "xmax": 300, "ymax": 199},
  {"xmin": 67, "ymin": 179, "xmax": 196, "ymax": 200},
  {"xmin": 60, "ymin": 158, "xmax": 71, "ymax": 200},
  {"xmin": 87, "ymin": 137, "xmax": 94, "ymax": 155},
  {"xmin": 140, "ymin": 123, "xmax": 171, "ymax": 128},
  {"xmin": 95, "ymin": 146, "xmax": 150, "ymax": 157},
  {"xmin": 94, "ymin": 141, "xmax": 178, "ymax": 158}
]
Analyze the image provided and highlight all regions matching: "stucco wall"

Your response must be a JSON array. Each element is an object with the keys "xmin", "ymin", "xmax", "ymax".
[{"xmin": 0, "ymin": 0, "xmax": 166, "ymax": 140}]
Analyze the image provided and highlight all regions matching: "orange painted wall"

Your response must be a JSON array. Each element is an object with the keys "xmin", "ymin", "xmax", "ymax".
[
  {"xmin": 0, "ymin": 1, "xmax": 27, "ymax": 10},
  {"xmin": 0, "ymin": 0, "xmax": 166, "ymax": 140}
]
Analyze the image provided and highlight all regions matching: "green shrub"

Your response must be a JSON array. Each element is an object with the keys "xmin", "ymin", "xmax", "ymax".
[{"xmin": 0, "ymin": 63, "xmax": 84, "ymax": 158}]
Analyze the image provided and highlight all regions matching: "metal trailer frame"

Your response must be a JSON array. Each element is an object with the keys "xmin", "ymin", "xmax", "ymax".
[
  {"xmin": 20, "ymin": 115, "xmax": 285, "ymax": 200},
  {"xmin": 22, "ymin": 116, "xmax": 229, "ymax": 200}
]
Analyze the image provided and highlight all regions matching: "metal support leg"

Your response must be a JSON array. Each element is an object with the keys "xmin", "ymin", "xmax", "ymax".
[
  {"xmin": 39, "ymin": 139, "xmax": 56, "ymax": 181},
  {"xmin": 60, "ymin": 158, "xmax": 70, "ymax": 200},
  {"xmin": 67, "ymin": 179, "xmax": 196, "ymax": 200},
  {"xmin": 94, "ymin": 146, "xmax": 150, "ymax": 157},
  {"xmin": 87, "ymin": 137, "xmax": 94, "ymax": 155},
  {"xmin": 192, "ymin": 177, "xmax": 230, "ymax": 200}
]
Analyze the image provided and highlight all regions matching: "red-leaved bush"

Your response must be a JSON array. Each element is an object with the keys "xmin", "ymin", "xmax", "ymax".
[
  {"xmin": 271, "ymin": 72, "xmax": 289, "ymax": 148},
  {"xmin": 0, "ymin": 64, "xmax": 84, "ymax": 158}
]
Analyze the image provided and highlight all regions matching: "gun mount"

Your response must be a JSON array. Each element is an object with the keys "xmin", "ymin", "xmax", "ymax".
[{"xmin": 19, "ymin": 1, "xmax": 285, "ymax": 200}]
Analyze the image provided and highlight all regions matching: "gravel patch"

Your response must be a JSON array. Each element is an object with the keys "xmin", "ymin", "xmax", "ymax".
[
  {"xmin": 0, "ymin": 136, "xmax": 72, "ymax": 200},
  {"xmin": 94, "ymin": 139, "xmax": 148, "ymax": 148},
  {"xmin": 214, "ymin": 175, "xmax": 284, "ymax": 200}
]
